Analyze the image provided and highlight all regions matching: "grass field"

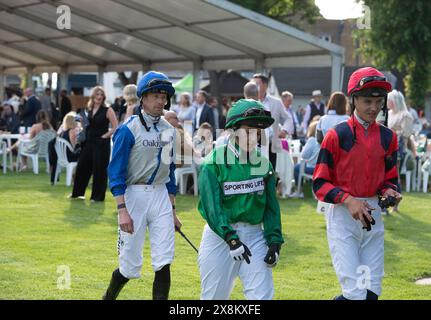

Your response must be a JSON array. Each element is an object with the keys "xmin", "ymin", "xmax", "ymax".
[{"xmin": 0, "ymin": 168, "xmax": 430, "ymax": 300}]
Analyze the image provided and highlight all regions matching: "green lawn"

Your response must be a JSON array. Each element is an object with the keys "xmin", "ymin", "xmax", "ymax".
[{"xmin": 0, "ymin": 168, "xmax": 430, "ymax": 300}]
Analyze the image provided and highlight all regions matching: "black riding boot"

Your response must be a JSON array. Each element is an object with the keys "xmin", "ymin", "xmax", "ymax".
[
  {"xmin": 152, "ymin": 265, "xmax": 171, "ymax": 300},
  {"xmin": 102, "ymin": 268, "xmax": 129, "ymax": 300}
]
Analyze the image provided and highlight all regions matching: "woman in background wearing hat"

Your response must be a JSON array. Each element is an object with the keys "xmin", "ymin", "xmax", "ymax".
[
  {"xmin": 197, "ymin": 99, "xmax": 284, "ymax": 300},
  {"xmin": 313, "ymin": 67, "xmax": 402, "ymax": 300}
]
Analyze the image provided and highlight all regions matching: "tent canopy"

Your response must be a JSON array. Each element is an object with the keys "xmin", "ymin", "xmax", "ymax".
[
  {"xmin": 0, "ymin": 1, "xmax": 343, "ymax": 69},
  {"xmin": 173, "ymin": 73, "xmax": 193, "ymax": 93},
  {"xmin": 0, "ymin": 0, "xmax": 345, "ymax": 93}
]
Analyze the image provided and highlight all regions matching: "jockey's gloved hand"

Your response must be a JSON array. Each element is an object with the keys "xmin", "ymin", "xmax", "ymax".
[
  {"xmin": 363, "ymin": 210, "xmax": 376, "ymax": 232},
  {"xmin": 227, "ymin": 239, "xmax": 252, "ymax": 264},
  {"xmin": 264, "ymin": 243, "xmax": 281, "ymax": 267}
]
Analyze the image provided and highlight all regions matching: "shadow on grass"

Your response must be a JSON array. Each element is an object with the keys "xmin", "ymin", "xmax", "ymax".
[
  {"xmin": 383, "ymin": 210, "xmax": 431, "ymax": 252},
  {"xmin": 62, "ymin": 199, "xmax": 105, "ymax": 229},
  {"xmin": 280, "ymin": 233, "xmax": 316, "ymax": 265}
]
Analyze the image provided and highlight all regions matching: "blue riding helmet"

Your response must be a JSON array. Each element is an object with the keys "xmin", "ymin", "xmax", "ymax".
[{"xmin": 136, "ymin": 71, "xmax": 175, "ymax": 99}]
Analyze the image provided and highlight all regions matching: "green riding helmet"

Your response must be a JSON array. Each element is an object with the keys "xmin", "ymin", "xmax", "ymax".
[{"xmin": 225, "ymin": 99, "xmax": 274, "ymax": 130}]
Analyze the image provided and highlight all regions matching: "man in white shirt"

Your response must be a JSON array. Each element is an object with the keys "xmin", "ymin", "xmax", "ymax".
[
  {"xmin": 280, "ymin": 91, "xmax": 299, "ymax": 139},
  {"xmin": 252, "ymin": 74, "xmax": 288, "ymax": 169}
]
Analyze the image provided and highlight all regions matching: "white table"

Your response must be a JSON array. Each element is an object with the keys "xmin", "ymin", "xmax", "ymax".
[{"xmin": 0, "ymin": 133, "xmax": 26, "ymax": 171}]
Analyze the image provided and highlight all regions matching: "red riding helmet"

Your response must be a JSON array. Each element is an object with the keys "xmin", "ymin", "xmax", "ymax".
[{"xmin": 348, "ymin": 67, "xmax": 392, "ymax": 97}]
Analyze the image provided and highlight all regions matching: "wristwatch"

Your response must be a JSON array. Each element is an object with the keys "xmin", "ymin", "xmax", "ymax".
[{"xmin": 117, "ymin": 203, "xmax": 126, "ymax": 209}]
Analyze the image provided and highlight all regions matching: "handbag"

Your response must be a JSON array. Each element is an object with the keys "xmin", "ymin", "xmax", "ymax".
[{"xmin": 75, "ymin": 110, "xmax": 89, "ymax": 148}]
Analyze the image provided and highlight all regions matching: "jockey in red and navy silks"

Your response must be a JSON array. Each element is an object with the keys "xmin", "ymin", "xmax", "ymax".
[
  {"xmin": 312, "ymin": 67, "xmax": 402, "ymax": 301},
  {"xmin": 312, "ymin": 116, "xmax": 399, "ymax": 203}
]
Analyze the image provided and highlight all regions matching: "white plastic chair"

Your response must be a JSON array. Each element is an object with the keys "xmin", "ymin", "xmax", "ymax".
[
  {"xmin": 54, "ymin": 137, "xmax": 78, "ymax": 186},
  {"xmin": 0, "ymin": 141, "xmax": 7, "ymax": 174},
  {"xmin": 174, "ymin": 163, "xmax": 198, "ymax": 196},
  {"xmin": 17, "ymin": 130, "xmax": 56, "ymax": 174},
  {"xmin": 399, "ymin": 151, "xmax": 414, "ymax": 192},
  {"xmin": 296, "ymin": 158, "xmax": 314, "ymax": 196}
]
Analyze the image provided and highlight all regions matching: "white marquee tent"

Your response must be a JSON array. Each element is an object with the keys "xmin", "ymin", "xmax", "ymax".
[{"xmin": 0, "ymin": 0, "xmax": 345, "ymax": 95}]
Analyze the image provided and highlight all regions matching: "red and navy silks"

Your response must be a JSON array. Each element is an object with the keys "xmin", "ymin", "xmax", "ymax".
[{"xmin": 312, "ymin": 115, "xmax": 400, "ymax": 204}]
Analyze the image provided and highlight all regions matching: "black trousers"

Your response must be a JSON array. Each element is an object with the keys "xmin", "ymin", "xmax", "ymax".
[{"xmin": 72, "ymin": 138, "xmax": 110, "ymax": 201}]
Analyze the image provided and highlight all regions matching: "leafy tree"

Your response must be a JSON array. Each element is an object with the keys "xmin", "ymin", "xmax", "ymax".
[
  {"xmin": 356, "ymin": 0, "xmax": 431, "ymax": 108},
  {"xmin": 229, "ymin": 0, "xmax": 321, "ymax": 29}
]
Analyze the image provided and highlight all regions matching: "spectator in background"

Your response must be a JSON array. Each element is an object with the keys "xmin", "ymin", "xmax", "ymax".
[
  {"xmin": 418, "ymin": 110, "xmax": 430, "ymax": 132},
  {"xmin": 243, "ymin": 81, "xmax": 259, "ymax": 100},
  {"xmin": 296, "ymin": 105, "xmax": 306, "ymax": 127},
  {"xmin": 176, "ymin": 92, "xmax": 195, "ymax": 128},
  {"xmin": 302, "ymin": 90, "xmax": 325, "ymax": 134},
  {"xmin": 0, "ymin": 102, "xmax": 20, "ymax": 133},
  {"xmin": 418, "ymin": 110, "xmax": 431, "ymax": 138},
  {"xmin": 252, "ymin": 74, "xmax": 288, "ymax": 169},
  {"xmin": 8, "ymin": 110, "xmax": 56, "ymax": 171},
  {"xmin": 193, "ymin": 122, "xmax": 214, "ymax": 164},
  {"xmin": 208, "ymin": 96, "xmax": 220, "ymax": 131},
  {"xmin": 70, "ymin": 86, "xmax": 118, "ymax": 202},
  {"xmin": 316, "ymin": 92, "xmax": 350, "ymax": 143},
  {"xmin": 407, "ymin": 104, "xmax": 421, "ymax": 134},
  {"xmin": 242, "ymin": 81, "xmax": 268, "ymax": 150},
  {"xmin": 59, "ymin": 89, "xmax": 72, "ymax": 121},
  {"xmin": 164, "ymin": 110, "xmax": 193, "ymax": 168},
  {"xmin": 387, "ymin": 90, "xmax": 413, "ymax": 159},
  {"xmin": 219, "ymin": 97, "xmax": 231, "ymax": 130},
  {"xmin": 122, "ymin": 85, "xmax": 138, "ymax": 123},
  {"xmin": 5, "ymin": 94, "xmax": 21, "ymax": 114},
  {"xmin": 40, "ymin": 88, "xmax": 52, "ymax": 117},
  {"xmin": 293, "ymin": 120, "xmax": 321, "ymax": 193},
  {"xmin": 20, "ymin": 88, "xmax": 41, "ymax": 128},
  {"xmin": 387, "ymin": 90, "xmax": 414, "ymax": 212},
  {"xmin": 49, "ymin": 112, "xmax": 80, "ymax": 184},
  {"xmin": 280, "ymin": 91, "xmax": 300, "ymax": 139},
  {"xmin": 193, "ymin": 90, "xmax": 215, "ymax": 139},
  {"xmin": 111, "ymin": 96, "xmax": 123, "ymax": 121}
]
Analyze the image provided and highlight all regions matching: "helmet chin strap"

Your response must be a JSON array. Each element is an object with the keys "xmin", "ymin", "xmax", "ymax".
[
  {"xmin": 350, "ymin": 94, "xmax": 389, "ymax": 143},
  {"xmin": 138, "ymin": 100, "xmax": 162, "ymax": 132},
  {"xmin": 142, "ymin": 108, "xmax": 161, "ymax": 123}
]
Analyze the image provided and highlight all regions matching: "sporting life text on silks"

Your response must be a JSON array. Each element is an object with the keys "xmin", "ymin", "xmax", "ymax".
[
  {"xmin": 223, "ymin": 177, "xmax": 266, "ymax": 195},
  {"xmin": 159, "ymin": 128, "xmax": 271, "ymax": 176}
]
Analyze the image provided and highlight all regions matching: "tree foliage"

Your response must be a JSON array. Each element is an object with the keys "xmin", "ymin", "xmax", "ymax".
[
  {"xmin": 356, "ymin": 0, "xmax": 431, "ymax": 108},
  {"xmin": 229, "ymin": 0, "xmax": 321, "ymax": 28}
]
